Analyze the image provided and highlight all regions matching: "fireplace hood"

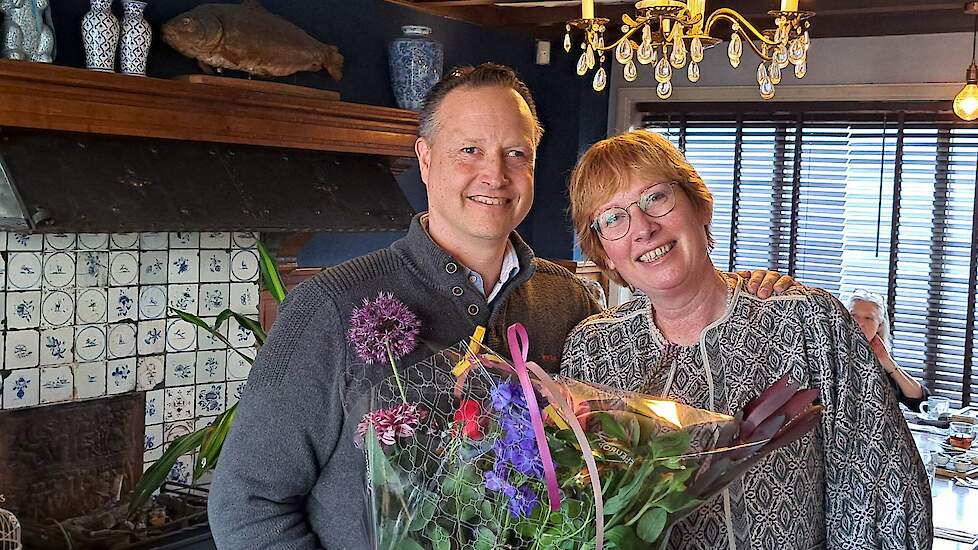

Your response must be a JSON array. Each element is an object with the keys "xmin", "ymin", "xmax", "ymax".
[{"xmin": 0, "ymin": 61, "xmax": 419, "ymax": 233}]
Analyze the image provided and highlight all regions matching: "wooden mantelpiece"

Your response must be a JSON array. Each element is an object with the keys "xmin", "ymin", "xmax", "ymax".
[{"xmin": 0, "ymin": 60, "xmax": 419, "ymax": 157}]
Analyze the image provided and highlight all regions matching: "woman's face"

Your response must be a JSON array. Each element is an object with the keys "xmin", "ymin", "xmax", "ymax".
[
  {"xmin": 596, "ymin": 173, "xmax": 712, "ymax": 296},
  {"xmin": 850, "ymin": 300, "xmax": 882, "ymax": 341}
]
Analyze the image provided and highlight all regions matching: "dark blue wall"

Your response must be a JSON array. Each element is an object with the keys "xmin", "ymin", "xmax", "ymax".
[{"xmin": 51, "ymin": 0, "xmax": 608, "ymax": 265}]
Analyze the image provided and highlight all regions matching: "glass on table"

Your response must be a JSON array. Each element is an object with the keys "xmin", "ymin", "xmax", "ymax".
[{"xmin": 948, "ymin": 421, "xmax": 976, "ymax": 450}]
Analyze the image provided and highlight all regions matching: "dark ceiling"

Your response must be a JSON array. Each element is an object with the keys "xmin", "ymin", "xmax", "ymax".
[{"xmin": 385, "ymin": 0, "xmax": 973, "ymax": 39}]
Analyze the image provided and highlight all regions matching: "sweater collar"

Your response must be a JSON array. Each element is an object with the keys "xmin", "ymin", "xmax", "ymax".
[{"xmin": 391, "ymin": 212, "xmax": 537, "ymax": 295}]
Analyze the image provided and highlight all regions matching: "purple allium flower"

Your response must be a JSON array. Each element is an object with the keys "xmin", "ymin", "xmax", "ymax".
[
  {"xmin": 355, "ymin": 403, "xmax": 428, "ymax": 448},
  {"xmin": 347, "ymin": 292, "xmax": 421, "ymax": 364}
]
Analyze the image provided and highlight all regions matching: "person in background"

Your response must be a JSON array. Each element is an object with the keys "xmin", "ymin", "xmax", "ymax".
[{"xmin": 847, "ymin": 288, "xmax": 929, "ymax": 410}]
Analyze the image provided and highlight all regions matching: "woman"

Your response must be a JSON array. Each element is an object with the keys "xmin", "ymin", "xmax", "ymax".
[
  {"xmin": 848, "ymin": 288, "xmax": 929, "ymax": 410},
  {"xmin": 561, "ymin": 131, "xmax": 931, "ymax": 550}
]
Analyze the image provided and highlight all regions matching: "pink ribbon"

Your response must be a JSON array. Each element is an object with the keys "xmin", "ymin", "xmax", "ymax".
[{"xmin": 507, "ymin": 323, "xmax": 562, "ymax": 512}]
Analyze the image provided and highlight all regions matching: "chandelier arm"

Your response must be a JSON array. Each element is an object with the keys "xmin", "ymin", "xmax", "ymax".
[
  {"xmin": 704, "ymin": 8, "xmax": 783, "ymax": 47},
  {"xmin": 593, "ymin": 22, "xmax": 645, "ymax": 52}
]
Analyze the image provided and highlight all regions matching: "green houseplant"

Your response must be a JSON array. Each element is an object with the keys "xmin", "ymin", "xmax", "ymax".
[{"xmin": 129, "ymin": 240, "xmax": 288, "ymax": 515}]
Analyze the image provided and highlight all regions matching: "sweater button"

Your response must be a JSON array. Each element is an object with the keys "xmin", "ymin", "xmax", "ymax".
[
  {"xmin": 445, "ymin": 262, "xmax": 458, "ymax": 274},
  {"xmin": 452, "ymin": 286, "xmax": 463, "ymax": 296},
  {"xmin": 467, "ymin": 304, "xmax": 479, "ymax": 316}
]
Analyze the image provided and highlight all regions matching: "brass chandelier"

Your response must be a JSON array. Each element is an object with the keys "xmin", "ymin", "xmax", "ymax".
[{"xmin": 564, "ymin": 0, "xmax": 814, "ymax": 99}]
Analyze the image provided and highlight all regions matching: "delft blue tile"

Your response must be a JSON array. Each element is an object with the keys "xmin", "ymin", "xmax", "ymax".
[
  {"xmin": 145, "ymin": 388, "xmax": 164, "ymax": 425},
  {"xmin": 44, "ymin": 233, "xmax": 76, "ymax": 251},
  {"xmin": 196, "ymin": 317, "xmax": 227, "ymax": 351},
  {"xmin": 138, "ymin": 286, "xmax": 167, "ymax": 320},
  {"xmin": 107, "ymin": 286, "xmax": 138, "ymax": 323},
  {"xmin": 76, "ymin": 287, "xmax": 108, "ymax": 325},
  {"xmin": 75, "ymin": 250, "xmax": 109, "ymax": 288},
  {"xmin": 2, "ymin": 367, "xmax": 39, "ymax": 408},
  {"xmin": 226, "ymin": 348, "xmax": 254, "ymax": 381},
  {"xmin": 231, "ymin": 232, "xmax": 257, "ymax": 249},
  {"xmin": 78, "ymin": 233, "xmax": 109, "ymax": 250},
  {"xmin": 7, "ymin": 252, "xmax": 42, "ymax": 290},
  {"xmin": 111, "ymin": 233, "xmax": 139, "ymax": 250},
  {"xmin": 107, "ymin": 322, "xmax": 138, "ymax": 359},
  {"xmin": 198, "ymin": 283, "xmax": 229, "ymax": 316},
  {"xmin": 226, "ymin": 379, "xmax": 247, "ymax": 407},
  {"xmin": 229, "ymin": 283, "xmax": 259, "ymax": 315},
  {"xmin": 167, "ymin": 284, "xmax": 198, "ymax": 317},
  {"xmin": 42, "ymin": 252, "xmax": 75, "ymax": 289},
  {"xmin": 228, "ymin": 315, "xmax": 257, "ymax": 348},
  {"xmin": 195, "ymin": 350, "xmax": 225, "ymax": 383},
  {"xmin": 74, "ymin": 324, "xmax": 107, "ymax": 363},
  {"xmin": 199, "ymin": 250, "xmax": 229, "ymax": 283},
  {"xmin": 7, "ymin": 232, "xmax": 42, "ymax": 251},
  {"xmin": 107, "ymin": 357, "xmax": 137, "ymax": 394},
  {"xmin": 108, "ymin": 251, "xmax": 139, "ymax": 286},
  {"xmin": 194, "ymin": 417, "xmax": 217, "ymax": 431},
  {"xmin": 166, "ymin": 319, "xmax": 197, "ymax": 353},
  {"xmin": 200, "ymin": 232, "xmax": 231, "ymax": 249},
  {"xmin": 167, "ymin": 251, "xmax": 199, "ymax": 284},
  {"xmin": 139, "ymin": 250, "xmax": 168, "ymax": 285},
  {"xmin": 5, "ymin": 328, "xmax": 40, "ymax": 369},
  {"xmin": 39, "ymin": 327, "xmax": 74, "ymax": 365},
  {"xmin": 74, "ymin": 362, "xmax": 106, "ymax": 400},
  {"xmin": 196, "ymin": 383, "xmax": 225, "ymax": 417},
  {"xmin": 0, "ymin": 254, "xmax": 7, "ymax": 291},
  {"xmin": 165, "ymin": 351, "xmax": 196, "ymax": 386},
  {"xmin": 143, "ymin": 424, "xmax": 164, "ymax": 462},
  {"xmin": 139, "ymin": 232, "xmax": 168, "ymax": 250},
  {"xmin": 39, "ymin": 365, "xmax": 73, "ymax": 404},
  {"xmin": 137, "ymin": 355, "xmax": 164, "ymax": 391},
  {"xmin": 166, "ymin": 453, "xmax": 194, "ymax": 485},
  {"xmin": 137, "ymin": 320, "xmax": 166, "ymax": 355},
  {"xmin": 230, "ymin": 249, "xmax": 259, "ymax": 282},
  {"xmin": 163, "ymin": 420, "xmax": 193, "ymax": 444},
  {"xmin": 164, "ymin": 387, "xmax": 195, "ymax": 422},
  {"xmin": 7, "ymin": 291, "xmax": 41, "ymax": 329},
  {"xmin": 168, "ymin": 232, "xmax": 199, "ymax": 249},
  {"xmin": 41, "ymin": 289, "xmax": 75, "ymax": 328}
]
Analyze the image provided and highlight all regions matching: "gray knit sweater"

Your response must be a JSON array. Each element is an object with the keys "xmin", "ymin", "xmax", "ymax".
[{"xmin": 208, "ymin": 214, "xmax": 601, "ymax": 549}]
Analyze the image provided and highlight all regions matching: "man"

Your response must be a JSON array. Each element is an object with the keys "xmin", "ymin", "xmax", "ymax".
[{"xmin": 208, "ymin": 63, "xmax": 791, "ymax": 549}]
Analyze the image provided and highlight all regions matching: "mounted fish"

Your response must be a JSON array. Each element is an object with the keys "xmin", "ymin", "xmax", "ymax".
[{"xmin": 161, "ymin": 0, "xmax": 343, "ymax": 80}]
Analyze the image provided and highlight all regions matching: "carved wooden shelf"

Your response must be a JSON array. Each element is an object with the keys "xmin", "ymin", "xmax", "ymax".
[{"xmin": 0, "ymin": 60, "xmax": 419, "ymax": 157}]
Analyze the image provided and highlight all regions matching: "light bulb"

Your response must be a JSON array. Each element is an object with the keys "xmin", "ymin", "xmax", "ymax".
[{"xmin": 954, "ymin": 63, "xmax": 978, "ymax": 121}]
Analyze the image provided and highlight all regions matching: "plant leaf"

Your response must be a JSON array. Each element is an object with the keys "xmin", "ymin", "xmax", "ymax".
[
  {"xmin": 196, "ymin": 403, "xmax": 238, "ymax": 477},
  {"xmin": 636, "ymin": 507, "xmax": 668, "ymax": 543},
  {"xmin": 129, "ymin": 428, "xmax": 208, "ymax": 515},
  {"xmin": 604, "ymin": 525, "xmax": 643, "ymax": 550},
  {"xmin": 594, "ymin": 411, "xmax": 627, "ymax": 441},
  {"xmin": 258, "ymin": 240, "xmax": 287, "ymax": 304}
]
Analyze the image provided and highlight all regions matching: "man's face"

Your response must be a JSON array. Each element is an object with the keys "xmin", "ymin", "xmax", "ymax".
[{"xmin": 416, "ymin": 86, "xmax": 537, "ymax": 247}]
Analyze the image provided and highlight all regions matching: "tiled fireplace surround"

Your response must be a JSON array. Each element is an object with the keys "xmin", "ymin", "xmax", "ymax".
[{"xmin": 0, "ymin": 231, "xmax": 260, "ymax": 483}]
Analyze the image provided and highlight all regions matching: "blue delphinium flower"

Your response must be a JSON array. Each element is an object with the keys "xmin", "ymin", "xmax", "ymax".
[{"xmin": 484, "ymin": 381, "xmax": 544, "ymax": 518}]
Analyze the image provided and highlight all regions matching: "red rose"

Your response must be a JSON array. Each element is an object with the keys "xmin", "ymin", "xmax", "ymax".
[{"xmin": 453, "ymin": 399, "xmax": 485, "ymax": 440}]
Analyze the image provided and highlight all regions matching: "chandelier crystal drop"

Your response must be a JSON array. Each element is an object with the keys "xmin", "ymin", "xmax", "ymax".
[{"xmin": 567, "ymin": 0, "xmax": 814, "ymax": 98}]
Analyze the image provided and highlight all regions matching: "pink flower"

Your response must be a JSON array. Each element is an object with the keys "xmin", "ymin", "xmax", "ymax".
[
  {"xmin": 347, "ymin": 292, "xmax": 421, "ymax": 365},
  {"xmin": 355, "ymin": 403, "xmax": 428, "ymax": 448}
]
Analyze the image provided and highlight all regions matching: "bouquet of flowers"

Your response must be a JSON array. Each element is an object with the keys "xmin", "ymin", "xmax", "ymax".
[{"xmin": 346, "ymin": 295, "xmax": 822, "ymax": 550}]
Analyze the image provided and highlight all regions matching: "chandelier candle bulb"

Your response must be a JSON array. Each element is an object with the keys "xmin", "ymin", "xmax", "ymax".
[
  {"xmin": 582, "ymin": 0, "xmax": 594, "ymax": 20},
  {"xmin": 688, "ymin": 0, "xmax": 706, "ymax": 31},
  {"xmin": 780, "ymin": 0, "xmax": 798, "ymax": 11}
]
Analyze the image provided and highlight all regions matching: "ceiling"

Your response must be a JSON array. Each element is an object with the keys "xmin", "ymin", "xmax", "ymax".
[{"xmin": 385, "ymin": 0, "xmax": 974, "ymax": 39}]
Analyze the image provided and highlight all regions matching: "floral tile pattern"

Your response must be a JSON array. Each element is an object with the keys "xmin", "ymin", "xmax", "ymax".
[{"xmin": 0, "ymin": 231, "xmax": 260, "ymax": 474}]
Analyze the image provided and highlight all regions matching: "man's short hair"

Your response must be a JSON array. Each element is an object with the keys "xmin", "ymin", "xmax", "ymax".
[{"xmin": 418, "ymin": 63, "xmax": 544, "ymax": 145}]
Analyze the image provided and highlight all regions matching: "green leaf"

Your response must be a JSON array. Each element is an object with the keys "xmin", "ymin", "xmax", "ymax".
[
  {"xmin": 195, "ymin": 403, "xmax": 238, "ymax": 478},
  {"xmin": 474, "ymin": 527, "xmax": 497, "ymax": 550},
  {"xmin": 407, "ymin": 491, "xmax": 438, "ymax": 531},
  {"xmin": 651, "ymin": 431, "xmax": 690, "ymax": 458},
  {"xmin": 170, "ymin": 308, "xmax": 251, "ymax": 363},
  {"xmin": 394, "ymin": 537, "xmax": 425, "ymax": 550},
  {"xmin": 604, "ymin": 525, "xmax": 643, "ymax": 550},
  {"xmin": 636, "ymin": 508, "xmax": 667, "ymax": 543},
  {"xmin": 657, "ymin": 491, "xmax": 695, "ymax": 513},
  {"xmin": 229, "ymin": 312, "xmax": 267, "ymax": 346},
  {"xmin": 429, "ymin": 525, "xmax": 451, "ymax": 550},
  {"xmin": 129, "ymin": 428, "xmax": 208, "ymax": 514},
  {"xmin": 594, "ymin": 412, "xmax": 627, "ymax": 441},
  {"xmin": 258, "ymin": 240, "xmax": 287, "ymax": 304},
  {"xmin": 602, "ymin": 492, "xmax": 631, "ymax": 516}
]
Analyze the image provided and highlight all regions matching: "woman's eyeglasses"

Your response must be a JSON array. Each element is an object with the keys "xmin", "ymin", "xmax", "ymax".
[{"xmin": 590, "ymin": 182, "xmax": 678, "ymax": 241}]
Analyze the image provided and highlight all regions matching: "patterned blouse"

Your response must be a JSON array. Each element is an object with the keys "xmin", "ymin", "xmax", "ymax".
[{"xmin": 560, "ymin": 276, "xmax": 933, "ymax": 550}]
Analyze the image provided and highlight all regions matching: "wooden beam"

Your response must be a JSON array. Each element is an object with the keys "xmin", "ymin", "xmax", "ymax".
[{"xmin": 0, "ymin": 60, "xmax": 419, "ymax": 158}]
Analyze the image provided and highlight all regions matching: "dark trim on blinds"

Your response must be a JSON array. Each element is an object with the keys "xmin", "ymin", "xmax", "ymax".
[
  {"xmin": 679, "ymin": 113, "xmax": 688, "ymax": 153},
  {"xmin": 886, "ymin": 115, "xmax": 904, "ymax": 325},
  {"xmin": 771, "ymin": 124, "xmax": 789, "ymax": 270},
  {"xmin": 964, "ymin": 158, "xmax": 978, "ymax": 407},
  {"xmin": 787, "ymin": 115, "xmax": 803, "ymax": 277},
  {"xmin": 924, "ymin": 128, "xmax": 953, "ymax": 390},
  {"xmin": 729, "ymin": 115, "xmax": 744, "ymax": 273}
]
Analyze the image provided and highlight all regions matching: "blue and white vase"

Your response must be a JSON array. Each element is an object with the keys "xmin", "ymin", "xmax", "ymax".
[
  {"xmin": 81, "ymin": 0, "xmax": 119, "ymax": 72},
  {"xmin": 388, "ymin": 26, "xmax": 443, "ymax": 111},
  {"xmin": 119, "ymin": 0, "xmax": 151, "ymax": 76}
]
